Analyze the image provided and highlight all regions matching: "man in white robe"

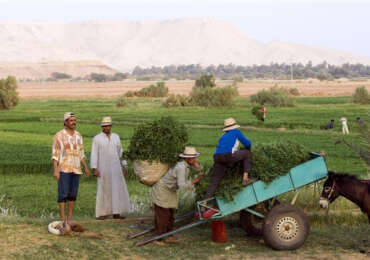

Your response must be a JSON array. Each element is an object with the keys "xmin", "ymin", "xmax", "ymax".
[{"xmin": 90, "ymin": 116, "xmax": 131, "ymax": 219}]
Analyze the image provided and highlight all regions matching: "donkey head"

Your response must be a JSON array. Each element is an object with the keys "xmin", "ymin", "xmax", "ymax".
[{"xmin": 319, "ymin": 171, "xmax": 340, "ymax": 208}]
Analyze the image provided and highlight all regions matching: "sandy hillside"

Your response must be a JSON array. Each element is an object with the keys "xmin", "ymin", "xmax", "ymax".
[
  {"xmin": 17, "ymin": 79, "xmax": 370, "ymax": 99},
  {"xmin": 1, "ymin": 19, "xmax": 370, "ymax": 72},
  {"xmin": 0, "ymin": 60, "xmax": 117, "ymax": 80}
]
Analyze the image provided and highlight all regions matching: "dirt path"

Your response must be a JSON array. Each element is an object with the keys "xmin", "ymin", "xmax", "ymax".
[
  {"xmin": 18, "ymin": 79, "xmax": 370, "ymax": 99},
  {"xmin": 0, "ymin": 216, "xmax": 369, "ymax": 260}
]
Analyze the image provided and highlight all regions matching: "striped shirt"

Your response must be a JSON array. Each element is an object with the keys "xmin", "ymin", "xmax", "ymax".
[{"xmin": 52, "ymin": 129, "xmax": 85, "ymax": 175}]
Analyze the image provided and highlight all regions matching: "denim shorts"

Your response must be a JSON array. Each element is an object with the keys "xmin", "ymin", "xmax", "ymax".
[{"xmin": 57, "ymin": 172, "xmax": 80, "ymax": 203}]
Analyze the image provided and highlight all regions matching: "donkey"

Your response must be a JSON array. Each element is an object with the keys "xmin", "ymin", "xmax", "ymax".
[{"xmin": 319, "ymin": 171, "xmax": 370, "ymax": 223}]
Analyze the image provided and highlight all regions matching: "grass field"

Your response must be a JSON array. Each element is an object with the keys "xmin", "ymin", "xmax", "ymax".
[{"xmin": 0, "ymin": 96, "xmax": 369, "ymax": 259}]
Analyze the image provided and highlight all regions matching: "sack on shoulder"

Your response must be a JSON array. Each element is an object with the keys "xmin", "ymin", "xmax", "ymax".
[{"xmin": 133, "ymin": 160, "xmax": 169, "ymax": 186}]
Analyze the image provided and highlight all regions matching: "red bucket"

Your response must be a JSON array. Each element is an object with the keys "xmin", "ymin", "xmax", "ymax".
[{"xmin": 212, "ymin": 220, "xmax": 227, "ymax": 243}]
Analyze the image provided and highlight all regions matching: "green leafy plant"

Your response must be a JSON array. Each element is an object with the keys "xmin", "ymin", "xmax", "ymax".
[
  {"xmin": 126, "ymin": 117, "xmax": 188, "ymax": 167},
  {"xmin": 163, "ymin": 94, "xmax": 189, "ymax": 107},
  {"xmin": 193, "ymin": 142, "xmax": 311, "ymax": 201},
  {"xmin": 289, "ymin": 87, "xmax": 300, "ymax": 96},
  {"xmin": 250, "ymin": 86, "xmax": 295, "ymax": 107},
  {"xmin": 251, "ymin": 106, "xmax": 263, "ymax": 121},
  {"xmin": 352, "ymin": 86, "xmax": 370, "ymax": 104},
  {"xmin": 116, "ymin": 95, "xmax": 137, "ymax": 107},
  {"xmin": 0, "ymin": 76, "xmax": 19, "ymax": 110},
  {"xmin": 125, "ymin": 82, "xmax": 168, "ymax": 97},
  {"xmin": 189, "ymin": 86, "xmax": 238, "ymax": 107},
  {"xmin": 194, "ymin": 74, "xmax": 216, "ymax": 89}
]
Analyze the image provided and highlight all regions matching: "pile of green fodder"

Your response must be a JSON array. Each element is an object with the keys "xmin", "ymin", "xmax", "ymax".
[
  {"xmin": 126, "ymin": 116, "xmax": 188, "ymax": 167},
  {"xmin": 193, "ymin": 141, "xmax": 311, "ymax": 201}
]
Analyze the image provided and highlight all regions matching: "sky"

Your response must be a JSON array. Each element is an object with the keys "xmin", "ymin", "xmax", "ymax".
[{"xmin": 0, "ymin": 0, "xmax": 369, "ymax": 58}]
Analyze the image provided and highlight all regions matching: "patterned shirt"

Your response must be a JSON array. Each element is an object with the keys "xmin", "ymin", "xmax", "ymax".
[{"xmin": 52, "ymin": 129, "xmax": 85, "ymax": 175}]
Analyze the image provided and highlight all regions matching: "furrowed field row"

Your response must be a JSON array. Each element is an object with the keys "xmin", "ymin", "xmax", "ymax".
[
  {"xmin": 0, "ymin": 131, "xmax": 367, "ymax": 176},
  {"xmin": 0, "ymin": 98, "xmax": 368, "ymax": 131}
]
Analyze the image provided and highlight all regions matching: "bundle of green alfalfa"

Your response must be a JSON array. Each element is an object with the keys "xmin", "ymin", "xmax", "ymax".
[
  {"xmin": 126, "ymin": 116, "xmax": 188, "ymax": 185},
  {"xmin": 193, "ymin": 141, "xmax": 311, "ymax": 201}
]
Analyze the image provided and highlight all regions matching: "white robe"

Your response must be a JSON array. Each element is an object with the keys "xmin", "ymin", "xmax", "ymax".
[{"xmin": 90, "ymin": 132, "xmax": 131, "ymax": 217}]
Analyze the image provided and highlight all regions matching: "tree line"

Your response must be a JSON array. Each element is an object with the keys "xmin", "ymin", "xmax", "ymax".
[{"xmin": 132, "ymin": 62, "xmax": 370, "ymax": 80}]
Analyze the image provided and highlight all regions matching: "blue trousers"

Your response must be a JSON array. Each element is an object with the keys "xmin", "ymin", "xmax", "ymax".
[{"xmin": 57, "ymin": 172, "xmax": 80, "ymax": 203}]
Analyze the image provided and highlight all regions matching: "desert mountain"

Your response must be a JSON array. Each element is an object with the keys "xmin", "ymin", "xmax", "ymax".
[
  {"xmin": 0, "ymin": 60, "xmax": 117, "ymax": 80},
  {"xmin": 0, "ymin": 18, "xmax": 370, "ymax": 73}
]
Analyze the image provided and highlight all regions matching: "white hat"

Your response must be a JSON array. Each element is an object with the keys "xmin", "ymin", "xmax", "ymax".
[
  {"xmin": 223, "ymin": 117, "xmax": 240, "ymax": 132},
  {"xmin": 101, "ymin": 116, "xmax": 113, "ymax": 126},
  {"xmin": 64, "ymin": 112, "xmax": 75, "ymax": 121},
  {"xmin": 179, "ymin": 146, "xmax": 200, "ymax": 158}
]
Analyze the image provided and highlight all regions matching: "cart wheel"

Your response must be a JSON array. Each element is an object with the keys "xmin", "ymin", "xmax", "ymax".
[
  {"xmin": 262, "ymin": 204, "xmax": 310, "ymax": 250},
  {"xmin": 240, "ymin": 200, "xmax": 279, "ymax": 236}
]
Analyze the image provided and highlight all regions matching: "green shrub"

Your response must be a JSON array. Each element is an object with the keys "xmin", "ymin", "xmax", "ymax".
[
  {"xmin": 195, "ymin": 74, "xmax": 216, "ymax": 89},
  {"xmin": 89, "ymin": 73, "xmax": 109, "ymax": 82},
  {"xmin": 126, "ymin": 82, "xmax": 168, "ymax": 97},
  {"xmin": 251, "ymin": 106, "xmax": 263, "ymax": 121},
  {"xmin": 352, "ymin": 86, "xmax": 370, "ymax": 104},
  {"xmin": 189, "ymin": 86, "xmax": 238, "ymax": 107},
  {"xmin": 250, "ymin": 86, "xmax": 295, "ymax": 107},
  {"xmin": 124, "ymin": 91, "xmax": 135, "ymax": 97},
  {"xmin": 116, "ymin": 95, "xmax": 137, "ymax": 107},
  {"xmin": 51, "ymin": 72, "xmax": 72, "ymax": 80},
  {"xmin": 289, "ymin": 87, "xmax": 300, "ymax": 96},
  {"xmin": 126, "ymin": 117, "xmax": 188, "ymax": 167},
  {"xmin": 163, "ymin": 94, "xmax": 189, "ymax": 107},
  {"xmin": 193, "ymin": 142, "xmax": 311, "ymax": 201},
  {"xmin": 111, "ymin": 72, "xmax": 129, "ymax": 81},
  {"xmin": 0, "ymin": 76, "xmax": 19, "ymax": 110},
  {"xmin": 233, "ymin": 75, "xmax": 244, "ymax": 84}
]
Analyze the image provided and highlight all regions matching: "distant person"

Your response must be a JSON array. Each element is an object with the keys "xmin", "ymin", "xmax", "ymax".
[
  {"xmin": 261, "ymin": 104, "xmax": 267, "ymax": 122},
  {"xmin": 340, "ymin": 117, "xmax": 349, "ymax": 135},
  {"xmin": 324, "ymin": 119, "xmax": 335, "ymax": 130},
  {"xmin": 90, "ymin": 116, "xmax": 131, "ymax": 220},
  {"xmin": 52, "ymin": 112, "xmax": 90, "ymax": 229},
  {"xmin": 356, "ymin": 117, "xmax": 364, "ymax": 126}
]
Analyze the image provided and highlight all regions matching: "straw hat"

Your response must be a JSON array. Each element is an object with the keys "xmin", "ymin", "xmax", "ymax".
[
  {"xmin": 223, "ymin": 117, "xmax": 240, "ymax": 132},
  {"xmin": 64, "ymin": 112, "xmax": 75, "ymax": 121},
  {"xmin": 179, "ymin": 146, "xmax": 200, "ymax": 158},
  {"xmin": 101, "ymin": 116, "xmax": 113, "ymax": 126}
]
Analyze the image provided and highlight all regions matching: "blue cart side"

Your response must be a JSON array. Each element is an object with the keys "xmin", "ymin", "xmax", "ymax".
[{"xmin": 200, "ymin": 153, "xmax": 328, "ymax": 219}]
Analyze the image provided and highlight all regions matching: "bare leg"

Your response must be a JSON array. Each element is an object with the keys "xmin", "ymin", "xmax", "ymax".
[
  {"xmin": 59, "ymin": 202, "xmax": 66, "ymax": 222},
  {"xmin": 67, "ymin": 201, "xmax": 75, "ymax": 224},
  {"xmin": 243, "ymin": 172, "xmax": 249, "ymax": 181}
]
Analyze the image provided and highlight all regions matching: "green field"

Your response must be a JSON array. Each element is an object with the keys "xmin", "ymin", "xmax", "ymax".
[{"xmin": 0, "ymin": 96, "xmax": 369, "ymax": 259}]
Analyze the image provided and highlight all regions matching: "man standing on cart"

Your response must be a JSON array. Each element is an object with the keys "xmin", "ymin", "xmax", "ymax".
[
  {"xmin": 151, "ymin": 146, "xmax": 203, "ymax": 245},
  {"xmin": 205, "ymin": 117, "xmax": 253, "ymax": 200}
]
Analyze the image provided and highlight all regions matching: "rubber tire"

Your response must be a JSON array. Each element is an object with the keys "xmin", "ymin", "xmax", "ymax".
[
  {"xmin": 240, "ymin": 200, "xmax": 279, "ymax": 236},
  {"xmin": 262, "ymin": 204, "xmax": 310, "ymax": 250}
]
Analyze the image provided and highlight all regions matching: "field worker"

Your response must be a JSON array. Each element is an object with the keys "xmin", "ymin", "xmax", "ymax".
[
  {"xmin": 340, "ymin": 117, "xmax": 349, "ymax": 134},
  {"xmin": 90, "ymin": 116, "xmax": 131, "ymax": 220},
  {"xmin": 324, "ymin": 119, "xmax": 335, "ymax": 130},
  {"xmin": 356, "ymin": 117, "xmax": 364, "ymax": 126},
  {"xmin": 261, "ymin": 104, "xmax": 266, "ymax": 122},
  {"xmin": 205, "ymin": 118, "xmax": 253, "ymax": 200},
  {"xmin": 151, "ymin": 146, "xmax": 203, "ymax": 245},
  {"xmin": 52, "ymin": 112, "xmax": 90, "ymax": 229}
]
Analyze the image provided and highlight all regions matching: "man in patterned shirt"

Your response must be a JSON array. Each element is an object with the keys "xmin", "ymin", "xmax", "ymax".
[{"xmin": 52, "ymin": 112, "xmax": 90, "ymax": 227}]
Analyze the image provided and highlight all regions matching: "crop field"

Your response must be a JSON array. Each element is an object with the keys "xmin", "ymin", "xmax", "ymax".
[{"xmin": 0, "ymin": 95, "xmax": 369, "ymax": 259}]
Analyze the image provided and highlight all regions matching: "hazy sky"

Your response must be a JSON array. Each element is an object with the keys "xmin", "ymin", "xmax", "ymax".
[{"xmin": 1, "ymin": 0, "xmax": 369, "ymax": 58}]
